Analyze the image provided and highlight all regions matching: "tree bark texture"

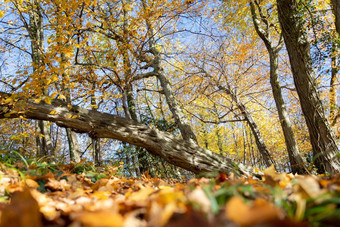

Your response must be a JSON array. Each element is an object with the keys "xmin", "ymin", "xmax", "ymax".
[
  {"xmin": 268, "ymin": 51, "xmax": 308, "ymax": 174},
  {"xmin": 331, "ymin": 0, "xmax": 340, "ymax": 35},
  {"xmin": 0, "ymin": 92, "xmax": 249, "ymax": 176},
  {"xmin": 277, "ymin": 0, "xmax": 340, "ymax": 174},
  {"xmin": 250, "ymin": 0, "xmax": 308, "ymax": 174},
  {"xmin": 28, "ymin": 1, "xmax": 53, "ymax": 157},
  {"xmin": 141, "ymin": 0, "xmax": 198, "ymax": 145},
  {"xmin": 330, "ymin": 41, "xmax": 339, "ymax": 127}
]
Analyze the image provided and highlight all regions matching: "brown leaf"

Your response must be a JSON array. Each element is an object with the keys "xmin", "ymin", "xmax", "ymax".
[
  {"xmin": 0, "ymin": 188, "xmax": 42, "ymax": 227},
  {"xmin": 71, "ymin": 210, "xmax": 124, "ymax": 227},
  {"xmin": 226, "ymin": 196, "xmax": 282, "ymax": 226},
  {"xmin": 165, "ymin": 211, "xmax": 214, "ymax": 227},
  {"xmin": 25, "ymin": 179, "xmax": 40, "ymax": 189}
]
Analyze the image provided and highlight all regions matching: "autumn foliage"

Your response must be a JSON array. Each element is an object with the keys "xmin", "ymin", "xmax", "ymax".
[{"xmin": 1, "ymin": 0, "xmax": 340, "ymax": 226}]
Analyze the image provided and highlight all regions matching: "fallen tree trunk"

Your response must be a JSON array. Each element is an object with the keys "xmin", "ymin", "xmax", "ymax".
[{"xmin": 0, "ymin": 92, "xmax": 250, "ymax": 176}]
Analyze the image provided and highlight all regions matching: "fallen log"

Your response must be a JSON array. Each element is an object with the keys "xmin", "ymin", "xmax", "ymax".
[{"xmin": 0, "ymin": 92, "xmax": 252, "ymax": 176}]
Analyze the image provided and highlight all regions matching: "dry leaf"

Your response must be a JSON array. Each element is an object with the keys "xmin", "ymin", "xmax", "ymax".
[
  {"xmin": 71, "ymin": 210, "xmax": 124, "ymax": 227},
  {"xmin": 0, "ymin": 188, "xmax": 43, "ymax": 227},
  {"xmin": 226, "ymin": 196, "xmax": 282, "ymax": 226},
  {"xmin": 187, "ymin": 188, "xmax": 211, "ymax": 213},
  {"xmin": 25, "ymin": 179, "xmax": 40, "ymax": 189}
]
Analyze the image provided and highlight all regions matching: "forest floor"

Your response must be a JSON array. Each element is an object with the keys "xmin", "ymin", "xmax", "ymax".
[{"xmin": 0, "ymin": 160, "xmax": 340, "ymax": 227}]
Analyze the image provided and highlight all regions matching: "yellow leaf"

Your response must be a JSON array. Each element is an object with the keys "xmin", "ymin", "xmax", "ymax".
[
  {"xmin": 19, "ymin": 116, "xmax": 28, "ymax": 121},
  {"xmin": 49, "ymin": 110, "xmax": 57, "ymax": 115},
  {"xmin": 59, "ymin": 94, "xmax": 66, "ymax": 100},
  {"xmin": 25, "ymin": 179, "xmax": 40, "ymax": 188},
  {"xmin": 34, "ymin": 98, "xmax": 42, "ymax": 104},
  {"xmin": 45, "ymin": 97, "xmax": 52, "ymax": 104},
  {"xmin": 50, "ymin": 92, "xmax": 58, "ymax": 99},
  {"xmin": 1, "ymin": 188, "xmax": 43, "ymax": 227}
]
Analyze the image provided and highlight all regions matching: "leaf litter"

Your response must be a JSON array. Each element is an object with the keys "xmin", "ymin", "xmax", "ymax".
[{"xmin": 1, "ymin": 163, "xmax": 340, "ymax": 226}]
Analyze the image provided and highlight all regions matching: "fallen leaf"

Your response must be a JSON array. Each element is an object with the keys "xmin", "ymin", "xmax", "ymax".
[
  {"xmin": 0, "ymin": 188, "xmax": 43, "ymax": 227},
  {"xmin": 25, "ymin": 179, "xmax": 40, "ymax": 189},
  {"xmin": 226, "ymin": 196, "xmax": 282, "ymax": 226},
  {"xmin": 187, "ymin": 188, "xmax": 211, "ymax": 213},
  {"xmin": 295, "ymin": 175, "xmax": 321, "ymax": 198},
  {"xmin": 71, "ymin": 210, "xmax": 124, "ymax": 227}
]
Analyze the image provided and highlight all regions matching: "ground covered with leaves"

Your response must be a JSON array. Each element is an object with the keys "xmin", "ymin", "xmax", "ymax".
[{"xmin": 1, "ymin": 161, "xmax": 340, "ymax": 227}]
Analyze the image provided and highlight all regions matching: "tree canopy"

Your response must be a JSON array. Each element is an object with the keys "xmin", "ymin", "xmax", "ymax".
[{"xmin": 0, "ymin": 0, "xmax": 339, "ymax": 175}]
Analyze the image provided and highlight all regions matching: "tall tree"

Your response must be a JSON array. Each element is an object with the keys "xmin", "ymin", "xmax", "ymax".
[
  {"xmin": 26, "ymin": 0, "xmax": 53, "ymax": 157},
  {"xmin": 217, "ymin": 83, "xmax": 276, "ymax": 168},
  {"xmin": 277, "ymin": 0, "xmax": 340, "ymax": 174},
  {"xmin": 249, "ymin": 0, "xmax": 308, "ymax": 174},
  {"xmin": 140, "ymin": 0, "xmax": 198, "ymax": 145}
]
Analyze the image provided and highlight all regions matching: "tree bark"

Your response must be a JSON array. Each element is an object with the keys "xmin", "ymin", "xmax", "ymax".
[
  {"xmin": 330, "ymin": 41, "xmax": 339, "ymax": 127},
  {"xmin": 250, "ymin": 0, "xmax": 308, "ymax": 174},
  {"xmin": 0, "ymin": 92, "xmax": 250, "ymax": 176},
  {"xmin": 218, "ymin": 85, "xmax": 276, "ymax": 169},
  {"xmin": 28, "ymin": 1, "xmax": 53, "ymax": 157},
  {"xmin": 268, "ymin": 50, "xmax": 308, "ymax": 174},
  {"xmin": 90, "ymin": 88, "xmax": 101, "ymax": 166},
  {"xmin": 331, "ymin": 0, "xmax": 340, "ymax": 35},
  {"xmin": 277, "ymin": 0, "xmax": 340, "ymax": 174},
  {"xmin": 60, "ymin": 53, "xmax": 81, "ymax": 162},
  {"xmin": 141, "ymin": 0, "xmax": 198, "ymax": 145}
]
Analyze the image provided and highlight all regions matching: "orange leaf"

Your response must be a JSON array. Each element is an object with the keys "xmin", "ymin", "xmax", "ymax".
[
  {"xmin": 1, "ymin": 188, "xmax": 43, "ymax": 227},
  {"xmin": 226, "ymin": 196, "xmax": 282, "ymax": 226},
  {"xmin": 71, "ymin": 210, "xmax": 124, "ymax": 227}
]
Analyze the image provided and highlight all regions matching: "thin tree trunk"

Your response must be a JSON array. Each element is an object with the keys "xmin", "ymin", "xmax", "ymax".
[
  {"xmin": 28, "ymin": 1, "xmax": 53, "ymax": 157},
  {"xmin": 216, "ymin": 128, "xmax": 224, "ymax": 154},
  {"xmin": 277, "ymin": 0, "xmax": 340, "ymax": 174},
  {"xmin": 90, "ymin": 87, "xmax": 101, "ymax": 166},
  {"xmin": 218, "ymin": 85, "xmax": 276, "ymax": 168},
  {"xmin": 268, "ymin": 50, "xmax": 308, "ymax": 174},
  {"xmin": 330, "ymin": 41, "xmax": 339, "ymax": 127},
  {"xmin": 60, "ymin": 53, "xmax": 81, "ymax": 162},
  {"xmin": 141, "ymin": 0, "xmax": 198, "ymax": 145}
]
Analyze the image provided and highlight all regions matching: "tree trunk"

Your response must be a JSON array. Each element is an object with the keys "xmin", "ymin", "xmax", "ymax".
[
  {"xmin": 0, "ymin": 92, "xmax": 251, "ymax": 176},
  {"xmin": 330, "ymin": 41, "xmax": 339, "ymax": 127},
  {"xmin": 28, "ymin": 1, "xmax": 53, "ymax": 157},
  {"xmin": 66, "ymin": 128, "xmax": 81, "ymax": 162},
  {"xmin": 268, "ymin": 50, "xmax": 308, "ymax": 174},
  {"xmin": 141, "ymin": 0, "xmax": 198, "ymax": 145},
  {"xmin": 277, "ymin": 0, "xmax": 340, "ymax": 174},
  {"xmin": 218, "ymin": 85, "xmax": 276, "ymax": 168},
  {"xmin": 331, "ymin": 0, "xmax": 340, "ymax": 35},
  {"xmin": 249, "ymin": 0, "xmax": 308, "ymax": 174},
  {"xmin": 60, "ymin": 51, "xmax": 81, "ymax": 162},
  {"xmin": 91, "ymin": 88, "xmax": 101, "ymax": 166}
]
